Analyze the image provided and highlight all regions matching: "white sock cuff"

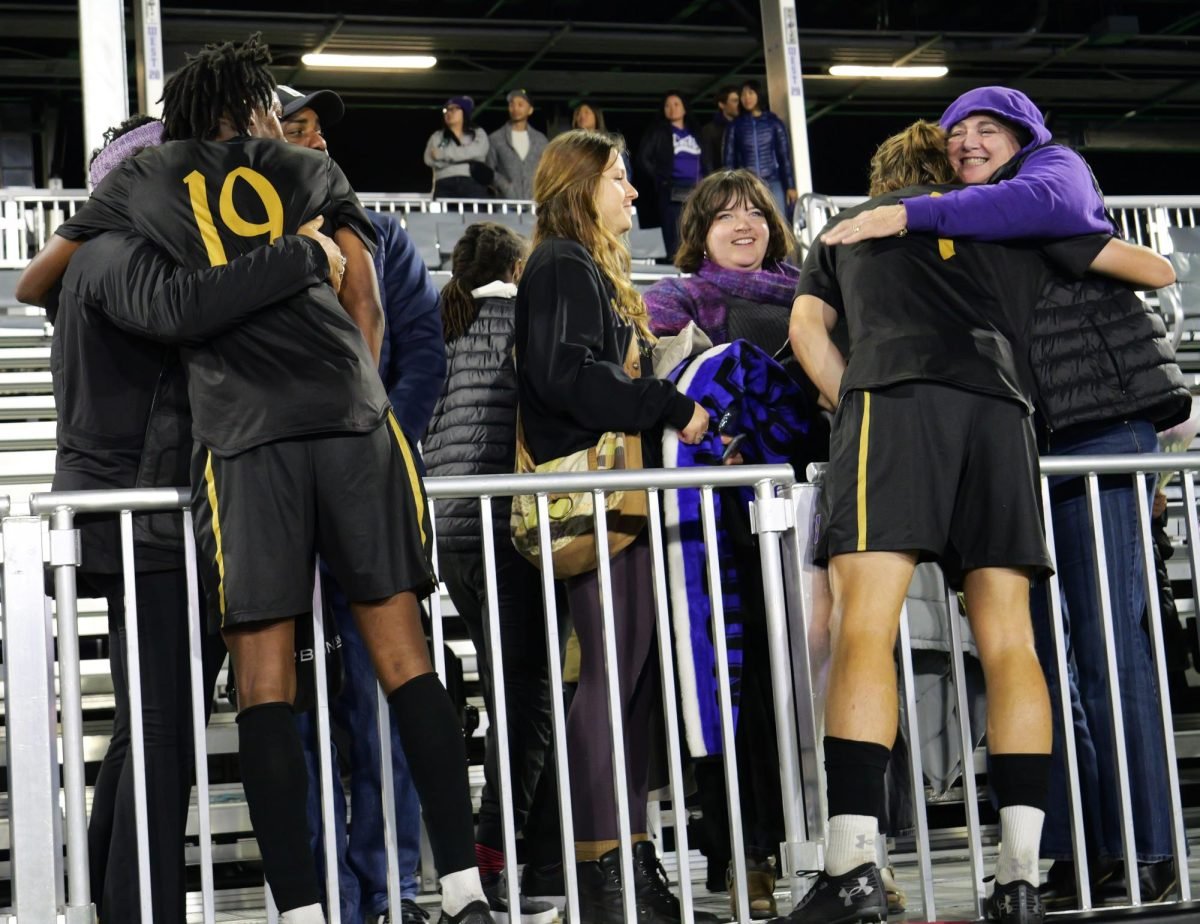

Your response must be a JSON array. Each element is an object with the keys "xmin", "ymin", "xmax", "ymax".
[
  {"xmin": 996, "ymin": 805, "xmax": 1045, "ymax": 886},
  {"xmin": 441, "ymin": 867, "xmax": 485, "ymax": 917},
  {"xmin": 826, "ymin": 814, "xmax": 879, "ymax": 877},
  {"xmin": 279, "ymin": 904, "xmax": 325, "ymax": 924}
]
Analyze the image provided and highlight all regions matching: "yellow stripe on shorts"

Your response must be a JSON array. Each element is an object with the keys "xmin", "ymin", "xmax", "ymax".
[
  {"xmin": 203, "ymin": 450, "xmax": 227, "ymax": 621},
  {"xmin": 386, "ymin": 411, "xmax": 428, "ymax": 547},
  {"xmin": 856, "ymin": 392, "xmax": 871, "ymax": 551}
]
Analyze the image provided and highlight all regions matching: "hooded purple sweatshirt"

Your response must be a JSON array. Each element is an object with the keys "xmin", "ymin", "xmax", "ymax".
[{"xmin": 900, "ymin": 86, "xmax": 1113, "ymax": 240}]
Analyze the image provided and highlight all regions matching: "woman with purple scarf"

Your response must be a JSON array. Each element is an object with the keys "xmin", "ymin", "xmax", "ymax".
[
  {"xmin": 644, "ymin": 169, "xmax": 798, "ymax": 353},
  {"xmin": 643, "ymin": 169, "xmax": 800, "ymax": 919}
]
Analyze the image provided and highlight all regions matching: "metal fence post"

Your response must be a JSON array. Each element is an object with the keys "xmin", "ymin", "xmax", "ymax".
[
  {"xmin": 2, "ymin": 515, "xmax": 64, "ymax": 923},
  {"xmin": 48, "ymin": 506, "xmax": 96, "ymax": 924}
]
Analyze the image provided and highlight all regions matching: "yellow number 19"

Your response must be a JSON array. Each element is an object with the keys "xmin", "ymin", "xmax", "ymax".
[{"xmin": 184, "ymin": 167, "xmax": 285, "ymax": 267}]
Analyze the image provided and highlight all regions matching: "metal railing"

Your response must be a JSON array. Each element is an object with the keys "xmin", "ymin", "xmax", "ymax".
[
  {"xmin": 794, "ymin": 193, "xmax": 1200, "ymax": 253},
  {"xmin": 0, "ymin": 457, "xmax": 1196, "ymax": 921},
  {"xmin": 5, "ymin": 188, "xmax": 1198, "ymax": 270}
]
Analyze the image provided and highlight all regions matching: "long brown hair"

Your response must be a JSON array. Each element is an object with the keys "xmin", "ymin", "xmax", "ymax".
[
  {"xmin": 439, "ymin": 222, "xmax": 527, "ymax": 342},
  {"xmin": 868, "ymin": 120, "xmax": 955, "ymax": 196},
  {"xmin": 532, "ymin": 129, "xmax": 652, "ymax": 340},
  {"xmin": 674, "ymin": 169, "xmax": 795, "ymax": 273}
]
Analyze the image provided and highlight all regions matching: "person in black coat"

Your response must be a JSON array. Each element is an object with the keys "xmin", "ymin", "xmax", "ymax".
[
  {"xmin": 423, "ymin": 223, "xmax": 562, "ymax": 923},
  {"xmin": 637, "ymin": 91, "xmax": 710, "ymax": 259}
]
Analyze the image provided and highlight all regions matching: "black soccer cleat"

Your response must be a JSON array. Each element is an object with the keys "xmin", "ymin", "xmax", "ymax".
[
  {"xmin": 437, "ymin": 900, "xmax": 497, "ymax": 924},
  {"xmin": 985, "ymin": 879, "xmax": 1044, "ymax": 924},
  {"xmin": 773, "ymin": 862, "xmax": 886, "ymax": 924}
]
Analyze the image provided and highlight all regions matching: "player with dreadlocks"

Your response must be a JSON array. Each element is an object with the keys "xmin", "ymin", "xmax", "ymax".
[{"xmin": 23, "ymin": 33, "xmax": 493, "ymax": 924}]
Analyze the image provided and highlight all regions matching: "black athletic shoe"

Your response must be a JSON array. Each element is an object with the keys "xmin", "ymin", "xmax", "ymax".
[
  {"xmin": 985, "ymin": 879, "xmax": 1044, "ymax": 924},
  {"xmin": 436, "ymin": 900, "xmax": 496, "ymax": 924},
  {"xmin": 773, "ymin": 862, "xmax": 886, "ymax": 924}
]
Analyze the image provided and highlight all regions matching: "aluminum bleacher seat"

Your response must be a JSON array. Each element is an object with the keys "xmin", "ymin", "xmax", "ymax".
[
  {"xmin": 629, "ymin": 226, "xmax": 667, "ymax": 262},
  {"xmin": 1162, "ymin": 226, "xmax": 1200, "ymax": 372}
]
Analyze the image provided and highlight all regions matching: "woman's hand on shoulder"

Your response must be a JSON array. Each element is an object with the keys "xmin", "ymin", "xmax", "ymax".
[{"xmin": 820, "ymin": 204, "xmax": 907, "ymax": 246}]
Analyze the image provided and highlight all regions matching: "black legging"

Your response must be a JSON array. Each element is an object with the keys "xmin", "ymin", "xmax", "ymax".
[
  {"xmin": 442, "ymin": 540, "xmax": 563, "ymax": 864},
  {"xmin": 565, "ymin": 538, "xmax": 660, "ymax": 841},
  {"xmin": 87, "ymin": 569, "xmax": 226, "ymax": 923}
]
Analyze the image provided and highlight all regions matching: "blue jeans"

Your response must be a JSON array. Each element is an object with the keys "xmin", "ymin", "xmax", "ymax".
[
  {"xmin": 297, "ymin": 579, "xmax": 422, "ymax": 921},
  {"xmin": 1032, "ymin": 418, "xmax": 1172, "ymax": 862}
]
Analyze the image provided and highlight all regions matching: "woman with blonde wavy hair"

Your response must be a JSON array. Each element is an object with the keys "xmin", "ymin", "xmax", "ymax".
[{"xmin": 515, "ymin": 129, "xmax": 712, "ymax": 924}]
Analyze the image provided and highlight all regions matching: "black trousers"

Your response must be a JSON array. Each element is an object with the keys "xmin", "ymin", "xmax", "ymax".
[
  {"xmin": 86, "ymin": 568, "xmax": 226, "ymax": 923},
  {"xmin": 441, "ymin": 540, "xmax": 563, "ymax": 864}
]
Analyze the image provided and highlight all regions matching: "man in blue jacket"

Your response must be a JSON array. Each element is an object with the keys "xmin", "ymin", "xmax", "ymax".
[{"xmin": 278, "ymin": 84, "xmax": 447, "ymax": 924}]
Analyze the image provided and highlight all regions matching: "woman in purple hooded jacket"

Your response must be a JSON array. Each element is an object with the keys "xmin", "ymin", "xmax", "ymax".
[{"xmin": 828, "ymin": 86, "xmax": 1187, "ymax": 908}]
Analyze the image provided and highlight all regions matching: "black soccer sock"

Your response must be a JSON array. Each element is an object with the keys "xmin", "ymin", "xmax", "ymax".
[
  {"xmin": 824, "ymin": 735, "xmax": 892, "ymax": 823},
  {"xmin": 989, "ymin": 753, "xmax": 1051, "ymax": 812},
  {"xmin": 389, "ymin": 672, "xmax": 477, "ymax": 875},
  {"xmin": 237, "ymin": 702, "xmax": 320, "ymax": 912}
]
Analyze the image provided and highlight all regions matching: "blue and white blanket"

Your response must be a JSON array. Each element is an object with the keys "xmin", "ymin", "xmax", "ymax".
[{"xmin": 662, "ymin": 340, "xmax": 821, "ymax": 757}]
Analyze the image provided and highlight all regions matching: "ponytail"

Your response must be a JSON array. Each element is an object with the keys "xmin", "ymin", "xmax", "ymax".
[{"xmin": 868, "ymin": 120, "xmax": 955, "ymax": 196}]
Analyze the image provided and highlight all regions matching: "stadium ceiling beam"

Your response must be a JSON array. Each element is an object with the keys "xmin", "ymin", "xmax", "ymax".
[
  {"xmin": 469, "ymin": 23, "xmax": 573, "ymax": 117},
  {"xmin": 806, "ymin": 34, "xmax": 943, "ymax": 125},
  {"xmin": 281, "ymin": 16, "xmax": 344, "ymax": 86}
]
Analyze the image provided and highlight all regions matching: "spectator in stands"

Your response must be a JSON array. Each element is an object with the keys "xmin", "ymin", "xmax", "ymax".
[
  {"xmin": 699, "ymin": 86, "xmax": 739, "ymax": 172},
  {"xmin": 830, "ymin": 86, "xmax": 1188, "ymax": 908},
  {"xmin": 44, "ymin": 115, "xmax": 342, "ymax": 924},
  {"xmin": 424, "ymin": 222, "xmax": 561, "ymax": 924},
  {"xmin": 486, "ymin": 89, "xmax": 548, "ymax": 200},
  {"xmin": 425, "ymin": 96, "xmax": 491, "ymax": 200},
  {"xmin": 637, "ymin": 91, "xmax": 709, "ymax": 259},
  {"xmin": 722, "ymin": 81, "xmax": 797, "ymax": 220},
  {"xmin": 516, "ymin": 129, "xmax": 715, "ymax": 924},
  {"xmin": 644, "ymin": 169, "xmax": 797, "ymax": 349},
  {"xmin": 571, "ymin": 102, "xmax": 606, "ymax": 133},
  {"xmin": 32, "ymin": 35, "xmax": 492, "ymax": 924},
  {"xmin": 277, "ymin": 83, "xmax": 447, "ymax": 924},
  {"xmin": 644, "ymin": 168, "xmax": 801, "ymax": 920}
]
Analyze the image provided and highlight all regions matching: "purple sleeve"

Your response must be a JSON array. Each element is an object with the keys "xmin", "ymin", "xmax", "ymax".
[{"xmin": 902, "ymin": 146, "xmax": 1113, "ymax": 241}]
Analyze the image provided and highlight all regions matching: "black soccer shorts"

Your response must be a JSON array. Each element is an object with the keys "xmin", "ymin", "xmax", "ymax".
[
  {"xmin": 818, "ymin": 381, "xmax": 1053, "ymax": 587},
  {"xmin": 192, "ymin": 411, "xmax": 437, "ymax": 631}
]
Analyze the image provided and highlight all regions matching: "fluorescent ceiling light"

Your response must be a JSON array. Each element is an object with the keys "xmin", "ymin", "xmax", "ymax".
[
  {"xmin": 828, "ymin": 65, "xmax": 948, "ymax": 79},
  {"xmin": 302, "ymin": 53, "xmax": 437, "ymax": 70}
]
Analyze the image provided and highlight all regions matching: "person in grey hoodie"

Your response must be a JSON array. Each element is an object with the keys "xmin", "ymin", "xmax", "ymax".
[{"xmin": 486, "ymin": 89, "xmax": 548, "ymax": 200}]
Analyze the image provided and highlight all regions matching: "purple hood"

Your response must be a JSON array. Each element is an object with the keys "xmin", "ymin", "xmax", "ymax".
[{"xmin": 939, "ymin": 86, "xmax": 1052, "ymax": 158}]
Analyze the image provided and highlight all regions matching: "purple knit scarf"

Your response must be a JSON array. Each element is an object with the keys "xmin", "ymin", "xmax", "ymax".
[{"xmin": 695, "ymin": 258, "xmax": 800, "ymax": 307}]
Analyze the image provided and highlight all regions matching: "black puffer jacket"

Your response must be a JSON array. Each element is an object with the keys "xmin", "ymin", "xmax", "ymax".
[
  {"xmin": 1029, "ymin": 270, "xmax": 1190, "ymax": 432},
  {"xmin": 424, "ymin": 293, "xmax": 520, "ymax": 554}
]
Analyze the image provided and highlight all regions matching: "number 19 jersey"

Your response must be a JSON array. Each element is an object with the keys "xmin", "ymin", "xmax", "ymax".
[{"xmin": 58, "ymin": 137, "xmax": 389, "ymax": 456}]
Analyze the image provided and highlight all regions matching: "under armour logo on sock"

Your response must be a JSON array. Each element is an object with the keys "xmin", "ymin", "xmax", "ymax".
[
  {"xmin": 854, "ymin": 834, "xmax": 869, "ymax": 850},
  {"xmin": 839, "ymin": 878, "xmax": 876, "ymax": 907}
]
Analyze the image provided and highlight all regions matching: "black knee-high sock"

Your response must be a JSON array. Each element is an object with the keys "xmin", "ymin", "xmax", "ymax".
[
  {"xmin": 389, "ymin": 672, "xmax": 476, "ymax": 875},
  {"xmin": 237, "ymin": 702, "xmax": 320, "ymax": 912}
]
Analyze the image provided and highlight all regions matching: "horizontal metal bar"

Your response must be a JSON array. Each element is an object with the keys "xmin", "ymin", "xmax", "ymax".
[
  {"xmin": 423, "ymin": 463, "xmax": 797, "ymax": 497},
  {"xmin": 1036, "ymin": 453, "xmax": 1200, "ymax": 476},
  {"xmin": 29, "ymin": 487, "xmax": 189, "ymax": 515},
  {"xmin": 30, "ymin": 465, "xmax": 797, "ymax": 515}
]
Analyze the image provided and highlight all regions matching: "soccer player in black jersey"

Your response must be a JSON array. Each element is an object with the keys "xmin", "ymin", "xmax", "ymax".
[
  {"xmin": 784, "ymin": 122, "xmax": 1174, "ymax": 924},
  {"xmin": 37, "ymin": 35, "xmax": 491, "ymax": 924}
]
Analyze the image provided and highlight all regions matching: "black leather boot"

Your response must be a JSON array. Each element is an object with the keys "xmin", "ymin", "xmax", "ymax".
[
  {"xmin": 632, "ymin": 841, "xmax": 720, "ymax": 924},
  {"xmin": 576, "ymin": 847, "xmax": 679, "ymax": 924}
]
